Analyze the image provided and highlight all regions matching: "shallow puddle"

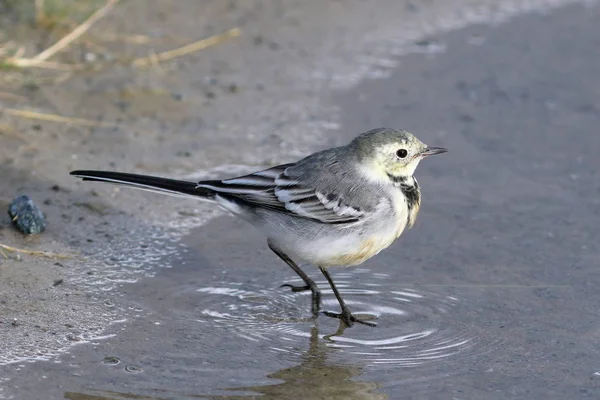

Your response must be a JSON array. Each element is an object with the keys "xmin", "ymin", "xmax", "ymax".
[{"xmin": 193, "ymin": 272, "xmax": 480, "ymax": 368}]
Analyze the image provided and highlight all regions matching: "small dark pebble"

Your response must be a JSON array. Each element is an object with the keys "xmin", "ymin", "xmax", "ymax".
[
  {"xmin": 459, "ymin": 114, "xmax": 475, "ymax": 123},
  {"xmin": 125, "ymin": 364, "xmax": 143, "ymax": 373},
  {"xmin": 102, "ymin": 356, "xmax": 120, "ymax": 365},
  {"xmin": 406, "ymin": 2, "xmax": 418, "ymax": 12},
  {"xmin": 52, "ymin": 279, "xmax": 64, "ymax": 287},
  {"xmin": 23, "ymin": 82, "xmax": 40, "ymax": 92},
  {"xmin": 115, "ymin": 100, "xmax": 130, "ymax": 112},
  {"xmin": 8, "ymin": 195, "xmax": 47, "ymax": 235},
  {"xmin": 51, "ymin": 185, "xmax": 61, "ymax": 192},
  {"xmin": 414, "ymin": 39, "xmax": 433, "ymax": 47}
]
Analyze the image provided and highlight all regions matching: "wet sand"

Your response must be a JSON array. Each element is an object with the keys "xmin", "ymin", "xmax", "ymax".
[{"xmin": 1, "ymin": 0, "xmax": 600, "ymax": 399}]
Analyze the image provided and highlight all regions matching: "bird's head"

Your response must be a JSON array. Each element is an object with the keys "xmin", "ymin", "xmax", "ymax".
[{"xmin": 351, "ymin": 128, "xmax": 447, "ymax": 183}]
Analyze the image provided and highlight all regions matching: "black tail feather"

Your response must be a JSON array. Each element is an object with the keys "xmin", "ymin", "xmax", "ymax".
[{"xmin": 70, "ymin": 170, "xmax": 214, "ymax": 198}]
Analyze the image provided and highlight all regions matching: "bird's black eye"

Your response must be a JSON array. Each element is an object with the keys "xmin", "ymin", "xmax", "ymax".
[{"xmin": 396, "ymin": 149, "xmax": 408, "ymax": 158}]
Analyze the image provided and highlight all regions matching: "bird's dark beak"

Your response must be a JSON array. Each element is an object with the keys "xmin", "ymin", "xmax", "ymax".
[{"xmin": 420, "ymin": 147, "xmax": 448, "ymax": 157}]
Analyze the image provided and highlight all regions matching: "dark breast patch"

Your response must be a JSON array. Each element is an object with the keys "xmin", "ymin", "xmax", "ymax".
[
  {"xmin": 387, "ymin": 173, "xmax": 421, "ymax": 227},
  {"xmin": 400, "ymin": 179, "xmax": 420, "ymax": 212}
]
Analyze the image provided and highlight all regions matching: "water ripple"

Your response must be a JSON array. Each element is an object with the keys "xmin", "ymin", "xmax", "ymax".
[{"xmin": 190, "ymin": 271, "xmax": 494, "ymax": 369}]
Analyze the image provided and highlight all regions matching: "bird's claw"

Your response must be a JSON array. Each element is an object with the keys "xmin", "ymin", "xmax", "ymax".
[
  {"xmin": 280, "ymin": 283, "xmax": 321, "ymax": 317},
  {"xmin": 280, "ymin": 283, "xmax": 311, "ymax": 292},
  {"xmin": 321, "ymin": 310, "xmax": 377, "ymax": 327}
]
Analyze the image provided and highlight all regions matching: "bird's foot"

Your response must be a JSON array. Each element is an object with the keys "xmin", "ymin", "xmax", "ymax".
[
  {"xmin": 322, "ymin": 309, "xmax": 377, "ymax": 327},
  {"xmin": 280, "ymin": 283, "xmax": 321, "ymax": 317},
  {"xmin": 280, "ymin": 283, "xmax": 310, "ymax": 292}
]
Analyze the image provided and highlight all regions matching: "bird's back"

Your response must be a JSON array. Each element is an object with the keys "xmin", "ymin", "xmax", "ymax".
[{"xmin": 283, "ymin": 145, "xmax": 384, "ymax": 216}]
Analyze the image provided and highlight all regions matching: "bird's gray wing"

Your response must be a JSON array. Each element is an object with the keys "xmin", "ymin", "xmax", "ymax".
[{"xmin": 196, "ymin": 155, "xmax": 375, "ymax": 224}]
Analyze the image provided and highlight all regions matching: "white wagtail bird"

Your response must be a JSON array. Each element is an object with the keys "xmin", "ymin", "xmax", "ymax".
[{"xmin": 71, "ymin": 128, "xmax": 447, "ymax": 327}]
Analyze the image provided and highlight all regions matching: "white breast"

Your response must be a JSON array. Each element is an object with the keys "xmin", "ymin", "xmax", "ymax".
[
  {"xmin": 386, "ymin": 186, "xmax": 410, "ymax": 239},
  {"xmin": 273, "ymin": 193, "xmax": 408, "ymax": 268}
]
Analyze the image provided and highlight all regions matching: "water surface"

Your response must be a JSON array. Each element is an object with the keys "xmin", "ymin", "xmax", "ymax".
[{"xmin": 2, "ymin": 2, "xmax": 600, "ymax": 399}]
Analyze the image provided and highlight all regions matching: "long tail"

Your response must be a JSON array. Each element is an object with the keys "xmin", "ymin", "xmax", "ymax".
[{"xmin": 70, "ymin": 170, "xmax": 215, "ymax": 199}]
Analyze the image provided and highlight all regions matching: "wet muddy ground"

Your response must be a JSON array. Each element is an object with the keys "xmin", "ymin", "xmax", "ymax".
[{"xmin": 1, "ymin": 0, "xmax": 600, "ymax": 399}]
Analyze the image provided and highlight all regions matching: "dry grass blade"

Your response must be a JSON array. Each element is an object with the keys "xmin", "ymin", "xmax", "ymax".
[
  {"xmin": 0, "ymin": 108, "xmax": 161, "ymax": 135},
  {"xmin": 6, "ymin": 58, "xmax": 83, "ymax": 71},
  {"xmin": 32, "ymin": 0, "xmax": 120, "ymax": 62},
  {"xmin": 0, "ymin": 107, "xmax": 118, "ymax": 127},
  {"xmin": 99, "ymin": 33, "xmax": 153, "ymax": 44},
  {"xmin": 0, "ymin": 243, "xmax": 71, "ymax": 259},
  {"xmin": 3, "ymin": 0, "xmax": 119, "ymax": 70},
  {"xmin": 133, "ymin": 28, "xmax": 241, "ymax": 67}
]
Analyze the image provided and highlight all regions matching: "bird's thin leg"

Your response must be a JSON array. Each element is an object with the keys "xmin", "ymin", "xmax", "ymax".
[
  {"xmin": 268, "ymin": 241, "xmax": 321, "ymax": 317},
  {"xmin": 319, "ymin": 267, "xmax": 377, "ymax": 327}
]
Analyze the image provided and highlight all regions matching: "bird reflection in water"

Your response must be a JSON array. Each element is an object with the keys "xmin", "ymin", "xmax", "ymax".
[{"xmin": 64, "ymin": 323, "xmax": 388, "ymax": 400}]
